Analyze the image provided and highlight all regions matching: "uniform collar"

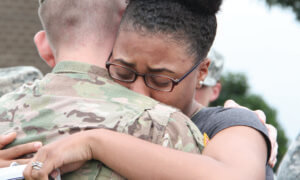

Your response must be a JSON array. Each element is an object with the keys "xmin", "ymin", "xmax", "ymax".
[{"xmin": 52, "ymin": 61, "xmax": 109, "ymax": 77}]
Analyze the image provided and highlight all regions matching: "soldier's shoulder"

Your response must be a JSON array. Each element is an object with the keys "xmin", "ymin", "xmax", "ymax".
[
  {"xmin": 277, "ymin": 133, "xmax": 300, "ymax": 180},
  {"xmin": 145, "ymin": 103, "xmax": 179, "ymax": 125},
  {"xmin": 145, "ymin": 102, "xmax": 198, "ymax": 127},
  {"xmin": 170, "ymin": 110, "xmax": 205, "ymax": 152},
  {"xmin": 146, "ymin": 103, "xmax": 205, "ymax": 152},
  {"xmin": 0, "ymin": 66, "xmax": 43, "ymax": 97}
]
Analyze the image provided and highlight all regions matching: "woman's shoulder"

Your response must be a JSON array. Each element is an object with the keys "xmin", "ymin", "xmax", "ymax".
[
  {"xmin": 193, "ymin": 106, "xmax": 272, "ymax": 167},
  {"xmin": 192, "ymin": 106, "xmax": 260, "ymax": 121},
  {"xmin": 192, "ymin": 106, "xmax": 266, "ymax": 138}
]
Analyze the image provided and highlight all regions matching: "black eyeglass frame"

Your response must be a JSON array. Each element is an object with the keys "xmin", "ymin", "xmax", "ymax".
[{"xmin": 106, "ymin": 56, "xmax": 202, "ymax": 92}]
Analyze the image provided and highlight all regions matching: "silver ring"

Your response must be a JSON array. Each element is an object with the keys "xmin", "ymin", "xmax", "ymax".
[{"xmin": 32, "ymin": 161, "xmax": 43, "ymax": 170}]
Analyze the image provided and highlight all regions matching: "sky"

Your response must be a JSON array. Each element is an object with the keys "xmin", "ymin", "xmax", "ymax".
[{"xmin": 213, "ymin": 0, "xmax": 300, "ymax": 142}]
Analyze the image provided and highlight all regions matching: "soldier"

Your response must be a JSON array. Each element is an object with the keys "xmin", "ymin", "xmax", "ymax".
[
  {"xmin": 195, "ymin": 50, "xmax": 278, "ymax": 170},
  {"xmin": 195, "ymin": 50, "xmax": 224, "ymax": 106},
  {"xmin": 24, "ymin": 0, "xmax": 272, "ymax": 179},
  {"xmin": 1, "ymin": 0, "xmax": 277, "ymax": 179},
  {"xmin": 0, "ymin": 0, "xmax": 204, "ymax": 179},
  {"xmin": 277, "ymin": 133, "xmax": 300, "ymax": 180},
  {"xmin": 0, "ymin": 66, "xmax": 43, "ymax": 97}
]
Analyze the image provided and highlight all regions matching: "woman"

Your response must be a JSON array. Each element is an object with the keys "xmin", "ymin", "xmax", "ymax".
[{"xmin": 24, "ymin": 0, "xmax": 272, "ymax": 179}]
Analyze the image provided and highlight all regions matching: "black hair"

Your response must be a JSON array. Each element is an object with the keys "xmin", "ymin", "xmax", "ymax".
[{"xmin": 120, "ymin": 0, "xmax": 222, "ymax": 63}]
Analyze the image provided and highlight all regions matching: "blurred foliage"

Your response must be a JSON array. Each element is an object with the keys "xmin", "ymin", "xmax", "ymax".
[
  {"xmin": 211, "ymin": 72, "xmax": 288, "ymax": 171},
  {"xmin": 263, "ymin": 0, "xmax": 300, "ymax": 20}
]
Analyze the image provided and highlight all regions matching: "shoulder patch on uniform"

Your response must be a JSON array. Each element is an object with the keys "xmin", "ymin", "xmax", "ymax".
[
  {"xmin": 147, "ymin": 103, "xmax": 177, "ymax": 126},
  {"xmin": 186, "ymin": 120, "xmax": 205, "ymax": 152},
  {"xmin": 203, "ymin": 133, "xmax": 210, "ymax": 147}
]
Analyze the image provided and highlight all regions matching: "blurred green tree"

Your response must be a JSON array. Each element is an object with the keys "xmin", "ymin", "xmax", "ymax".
[
  {"xmin": 211, "ymin": 72, "xmax": 288, "ymax": 171},
  {"xmin": 263, "ymin": 0, "xmax": 300, "ymax": 20}
]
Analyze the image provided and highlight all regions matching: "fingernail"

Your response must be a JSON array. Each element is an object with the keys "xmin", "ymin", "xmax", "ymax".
[
  {"xmin": 230, "ymin": 100, "xmax": 237, "ymax": 105},
  {"xmin": 228, "ymin": 102, "xmax": 235, "ymax": 106},
  {"xmin": 225, "ymin": 100, "xmax": 235, "ymax": 107},
  {"xmin": 256, "ymin": 110, "xmax": 266, "ymax": 122},
  {"xmin": 34, "ymin": 142, "xmax": 43, "ymax": 149},
  {"xmin": 4, "ymin": 132, "xmax": 16, "ymax": 138}
]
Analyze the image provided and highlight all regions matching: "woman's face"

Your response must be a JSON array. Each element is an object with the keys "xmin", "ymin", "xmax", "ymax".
[{"xmin": 110, "ymin": 30, "xmax": 208, "ymax": 116}]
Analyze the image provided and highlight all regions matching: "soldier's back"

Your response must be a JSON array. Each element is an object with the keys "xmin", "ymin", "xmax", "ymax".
[
  {"xmin": 0, "ymin": 61, "xmax": 203, "ymax": 179},
  {"xmin": 0, "ymin": 66, "xmax": 43, "ymax": 97}
]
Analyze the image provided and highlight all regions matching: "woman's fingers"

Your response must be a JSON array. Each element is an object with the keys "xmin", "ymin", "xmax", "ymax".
[
  {"xmin": 24, "ymin": 146, "xmax": 63, "ymax": 180},
  {"xmin": 268, "ymin": 142, "xmax": 278, "ymax": 167},
  {"xmin": 23, "ymin": 163, "xmax": 33, "ymax": 180},
  {"xmin": 32, "ymin": 149, "xmax": 58, "ymax": 179},
  {"xmin": 0, "ymin": 132, "xmax": 42, "ymax": 169},
  {"xmin": 224, "ymin": 99, "xmax": 238, "ymax": 108},
  {"xmin": 0, "ymin": 141, "xmax": 42, "ymax": 159},
  {"xmin": 253, "ymin": 110, "xmax": 266, "ymax": 124},
  {"xmin": 24, "ymin": 132, "xmax": 93, "ymax": 179},
  {"xmin": 0, "ymin": 132, "xmax": 17, "ymax": 149},
  {"xmin": 265, "ymin": 124, "xmax": 278, "ymax": 167},
  {"xmin": 224, "ymin": 99, "xmax": 249, "ymax": 110},
  {"xmin": 24, "ymin": 149, "xmax": 51, "ymax": 180},
  {"xmin": 0, "ymin": 158, "xmax": 31, "ymax": 168}
]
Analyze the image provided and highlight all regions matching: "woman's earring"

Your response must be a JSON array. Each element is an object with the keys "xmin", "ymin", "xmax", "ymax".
[
  {"xmin": 196, "ymin": 80, "xmax": 204, "ymax": 89},
  {"xmin": 199, "ymin": 81, "xmax": 204, "ymax": 86}
]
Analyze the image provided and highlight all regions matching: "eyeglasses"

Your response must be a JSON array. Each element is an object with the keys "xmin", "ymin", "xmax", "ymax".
[{"xmin": 106, "ymin": 59, "xmax": 202, "ymax": 92}]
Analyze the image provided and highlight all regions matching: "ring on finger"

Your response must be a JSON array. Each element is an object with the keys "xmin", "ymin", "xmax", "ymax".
[{"xmin": 32, "ymin": 161, "xmax": 43, "ymax": 170}]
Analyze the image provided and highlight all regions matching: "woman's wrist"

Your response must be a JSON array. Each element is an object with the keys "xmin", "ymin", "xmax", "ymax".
[{"xmin": 85, "ymin": 129, "xmax": 107, "ymax": 161}]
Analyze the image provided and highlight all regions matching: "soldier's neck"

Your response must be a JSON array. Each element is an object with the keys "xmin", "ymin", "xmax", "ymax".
[{"xmin": 55, "ymin": 45, "xmax": 113, "ymax": 69}]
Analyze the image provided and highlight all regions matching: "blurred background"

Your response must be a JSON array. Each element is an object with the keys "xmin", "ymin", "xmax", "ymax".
[
  {"xmin": 0, "ymin": 0, "xmax": 299, "ymax": 171},
  {"xmin": 0, "ymin": 0, "xmax": 50, "ymax": 73},
  {"xmin": 211, "ymin": 0, "xmax": 300, "ymax": 170}
]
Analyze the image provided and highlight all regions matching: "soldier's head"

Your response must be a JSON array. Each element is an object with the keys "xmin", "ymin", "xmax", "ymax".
[
  {"xmin": 34, "ymin": 0, "xmax": 128, "ymax": 68},
  {"xmin": 195, "ymin": 50, "xmax": 224, "ymax": 106},
  {"xmin": 108, "ymin": 0, "xmax": 222, "ymax": 115}
]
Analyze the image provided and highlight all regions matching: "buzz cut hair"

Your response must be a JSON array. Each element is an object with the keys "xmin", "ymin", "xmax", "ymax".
[{"xmin": 38, "ymin": 0, "xmax": 121, "ymax": 51}]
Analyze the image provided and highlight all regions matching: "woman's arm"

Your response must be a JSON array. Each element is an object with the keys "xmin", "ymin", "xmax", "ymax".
[
  {"xmin": 93, "ymin": 127, "xmax": 267, "ymax": 180},
  {"xmin": 24, "ymin": 127, "xmax": 267, "ymax": 180},
  {"xmin": 224, "ymin": 99, "xmax": 278, "ymax": 167},
  {"xmin": 0, "ymin": 132, "xmax": 42, "ymax": 167}
]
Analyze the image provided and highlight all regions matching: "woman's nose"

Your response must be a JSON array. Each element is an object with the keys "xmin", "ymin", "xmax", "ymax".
[{"xmin": 130, "ymin": 77, "xmax": 151, "ymax": 97}]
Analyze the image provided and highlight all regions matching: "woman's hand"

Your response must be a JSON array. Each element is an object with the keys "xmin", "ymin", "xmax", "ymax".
[
  {"xmin": 23, "ymin": 131, "xmax": 93, "ymax": 180},
  {"xmin": 224, "ymin": 99, "xmax": 278, "ymax": 167},
  {"xmin": 0, "ymin": 132, "xmax": 42, "ymax": 168}
]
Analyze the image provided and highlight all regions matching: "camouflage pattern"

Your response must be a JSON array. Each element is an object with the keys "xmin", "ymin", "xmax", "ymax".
[
  {"xmin": 203, "ymin": 50, "xmax": 224, "ymax": 87},
  {"xmin": 277, "ymin": 132, "xmax": 300, "ymax": 180},
  {"xmin": 0, "ymin": 61, "xmax": 204, "ymax": 179},
  {"xmin": 0, "ymin": 66, "xmax": 43, "ymax": 97}
]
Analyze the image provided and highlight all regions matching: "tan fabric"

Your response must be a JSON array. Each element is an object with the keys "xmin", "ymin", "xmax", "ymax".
[{"xmin": 0, "ymin": 61, "xmax": 204, "ymax": 179}]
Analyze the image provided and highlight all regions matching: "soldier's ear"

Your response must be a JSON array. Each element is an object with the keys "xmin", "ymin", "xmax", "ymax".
[
  {"xmin": 34, "ymin": 31, "xmax": 56, "ymax": 68},
  {"xmin": 196, "ymin": 58, "xmax": 210, "ymax": 88},
  {"xmin": 209, "ymin": 82, "xmax": 222, "ymax": 102}
]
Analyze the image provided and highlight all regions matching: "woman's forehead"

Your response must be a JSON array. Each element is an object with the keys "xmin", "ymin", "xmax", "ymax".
[
  {"xmin": 113, "ymin": 31, "xmax": 196, "ymax": 74},
  {"xmin": 114, "ymin": 30, "xmax": 193, "ymax": 64}
]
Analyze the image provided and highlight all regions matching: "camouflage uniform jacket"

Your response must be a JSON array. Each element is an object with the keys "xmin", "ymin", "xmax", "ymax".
[
  {"xmin": 0, "ymin": 66, "xmax": 43, "ymax": 97},
  {"xmin": 0, "ymin": 61, "xmax": 204, "ymax": 179},
  {"xmin": 277, "ymin": 132, "xmax": 300, "ymax": 180}
]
